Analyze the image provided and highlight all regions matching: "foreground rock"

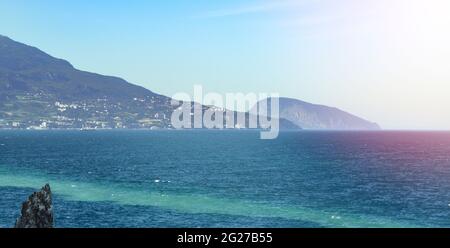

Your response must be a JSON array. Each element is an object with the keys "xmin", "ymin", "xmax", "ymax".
[{"xmin": 15, "ymin": 184, "xmax": 54, "ymax": 228}]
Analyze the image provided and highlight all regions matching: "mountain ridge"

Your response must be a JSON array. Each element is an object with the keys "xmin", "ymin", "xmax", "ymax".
[{"xmin": 0, "ymin": 34, "xmax": 377, "ymax": 130}]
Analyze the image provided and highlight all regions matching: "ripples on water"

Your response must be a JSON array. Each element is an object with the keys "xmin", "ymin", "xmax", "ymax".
[{"xmin": 1, "ymin": 130, "xmax": 450, "ymax": 227}]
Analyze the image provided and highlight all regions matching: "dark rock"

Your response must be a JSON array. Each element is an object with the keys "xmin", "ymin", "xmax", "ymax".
[{"xmin": 14, "ymin": 184, "xmax": 54, "ymax": 228}]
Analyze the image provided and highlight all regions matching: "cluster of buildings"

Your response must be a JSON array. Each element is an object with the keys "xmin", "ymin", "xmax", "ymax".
[{"xmin": 0, "ymin": 101, "xmax": 172, "ymax": 130}]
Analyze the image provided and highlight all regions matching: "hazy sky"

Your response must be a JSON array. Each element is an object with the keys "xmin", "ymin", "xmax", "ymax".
[{"xmin": 1, "ymin": 0, "xmax": 449, "ymax": 129}]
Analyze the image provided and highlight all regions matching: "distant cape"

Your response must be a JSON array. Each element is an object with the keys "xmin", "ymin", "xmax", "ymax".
[{"xmin": 253, "ymin": 97, "xmax": 380, "ymax": 130}]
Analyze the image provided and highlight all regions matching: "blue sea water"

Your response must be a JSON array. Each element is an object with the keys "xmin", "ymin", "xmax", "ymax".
[{"xmin": 1, "ymin": 130, "xmax": 450, "ymax": 228}]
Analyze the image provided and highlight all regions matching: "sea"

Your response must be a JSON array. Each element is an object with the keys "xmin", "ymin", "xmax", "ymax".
[{"xmin": 1, "ymin": 130, "xmax": 450, "ymax": 228}]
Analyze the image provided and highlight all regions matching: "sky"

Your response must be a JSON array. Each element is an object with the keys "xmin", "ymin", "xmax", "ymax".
[{"xmin": 0, "ymin": 0, "xmax": 449, "ymax": 129}]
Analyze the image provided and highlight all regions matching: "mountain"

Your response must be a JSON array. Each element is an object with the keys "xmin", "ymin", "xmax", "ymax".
[
  {"xmin": 0, "ymin": 34, "xmax": 179, "ymax": 129},
  {"xmin": 254, "ymin": 98, "xmax": 380, "ymax": 130},
  {"xmin": 0, "ymin": 35, "xmax": 157, "ymax": 101}
]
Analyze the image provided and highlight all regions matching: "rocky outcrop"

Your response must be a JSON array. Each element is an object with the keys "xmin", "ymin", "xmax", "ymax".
[{"xmin": 14, "ymin": 184, "xmax": 54, "ymax": 228}]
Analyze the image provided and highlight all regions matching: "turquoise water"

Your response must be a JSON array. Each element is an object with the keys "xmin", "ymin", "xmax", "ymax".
[{"xmin": 1, "ymin": 130, "xmax": 450, "ymax": 227}]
